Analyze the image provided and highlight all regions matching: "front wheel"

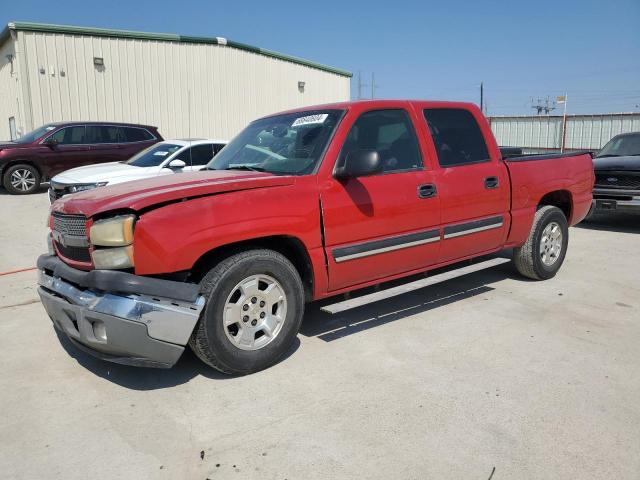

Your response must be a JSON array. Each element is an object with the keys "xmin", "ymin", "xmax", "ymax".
[
  {"xmin": 189, "ymin": 249, "xmax": 305, "ymax": 375},
  {"xmin": 3, "ymin": 163, "xmax": 41, "ymax": 194},
  {"xmin": 513, "ymin": 205, "xmax": 569, "ymax": 280}
]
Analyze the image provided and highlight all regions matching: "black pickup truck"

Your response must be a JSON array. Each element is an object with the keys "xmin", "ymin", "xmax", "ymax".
[{"xmin": 591, "ymin": 132, "xmax": 640, "ymax": 215}]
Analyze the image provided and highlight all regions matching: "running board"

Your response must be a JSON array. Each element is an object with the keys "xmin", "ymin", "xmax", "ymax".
[{"xmin": 320, "ymin": 257, "xmax": 511, "ymax": 314}]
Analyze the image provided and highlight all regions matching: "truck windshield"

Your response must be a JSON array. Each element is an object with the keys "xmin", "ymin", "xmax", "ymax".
[
  {"xmin": 596, "ymin": 133, "xmax": 640, "ymax": 158},
  {"xmin": 13, "ymin": 124, "xmax": 58, "ymax": 144},
  {"xmin": 208, "ymin": 109, "xmax": 344, "ymax": 175},
  {"xmin": 126, "ymin": 143, "xmax": 182, "ymax": 167}
]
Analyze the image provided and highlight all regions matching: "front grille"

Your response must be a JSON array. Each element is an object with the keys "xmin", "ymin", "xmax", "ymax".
[
  {"xmin": 594, "ymin": 173, "xmax": 640, "ymax": 190},
  {"xmin": 52, "ymin": 212, "xmax": 87, "ymax": 237},
  {"xmin": 54, "ymin": 243, "xmax": 91, "ymax": 262}
]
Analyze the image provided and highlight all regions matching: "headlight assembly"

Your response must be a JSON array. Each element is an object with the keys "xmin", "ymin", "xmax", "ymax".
[
  {"xmin": 69, "ymin": 182, "xmax": 108, "ymax": 193},
  {"xmin": 90, "ymin": 215, "xmax": 136, "ymax": 247},
  {"xmin": 91, "ymin": 245, "xmax": 134, "ymax": 270}
]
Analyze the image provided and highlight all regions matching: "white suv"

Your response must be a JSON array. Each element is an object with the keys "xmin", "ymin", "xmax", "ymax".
[{"xmin": 49, "ymin": 138, "xmax": 227, "ymax": 202}]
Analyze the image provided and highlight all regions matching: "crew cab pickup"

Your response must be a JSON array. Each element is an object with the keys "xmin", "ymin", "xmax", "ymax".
[{"xmin": 37, "ymin": 100, "xmax": 594, "ymax": 374}]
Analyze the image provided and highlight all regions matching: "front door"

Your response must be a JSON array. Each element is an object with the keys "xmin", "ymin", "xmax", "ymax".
[
  {"xmin": 42, "ymin": 125, "xmax": 91, "ymax": 178},
  {"xmin": 321, "ymin": 108, "xmax": 441, "ymax": 291}
]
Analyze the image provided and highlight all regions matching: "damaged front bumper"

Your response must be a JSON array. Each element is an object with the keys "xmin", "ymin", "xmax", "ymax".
[{"xmin": 37, "ymin": 255, "xmax": 205, "ymax": 368}]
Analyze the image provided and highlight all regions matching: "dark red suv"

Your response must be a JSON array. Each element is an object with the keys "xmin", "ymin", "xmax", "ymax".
[{"xmin": 0, "ymin": 122, "xmax": 162, "ymax": 194}]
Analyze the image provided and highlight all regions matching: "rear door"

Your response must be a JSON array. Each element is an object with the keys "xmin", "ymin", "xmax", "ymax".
[
  {"xmin": 421, "ymin": 107, "xmax": 510, "ymax": 263},
  {"xmin": 321, "ymin": 106, "xmax": 441, "ymax": 291},
  {"xmin": 86, "ymin": 125, "xmax": 127, "ymax": 164}
]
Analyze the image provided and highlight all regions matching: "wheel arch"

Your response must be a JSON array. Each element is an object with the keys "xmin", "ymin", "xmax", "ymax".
[
  {"xmin": 537, "ymin": 189, "xmax": 573, "ymax": 221},
  {"xmin": 189, "ymin": 235, "xmax": 315, "ymax": 302},
  {"xmin": 1, "ymin": 159, "xmax": 43, "ymax": 179}
]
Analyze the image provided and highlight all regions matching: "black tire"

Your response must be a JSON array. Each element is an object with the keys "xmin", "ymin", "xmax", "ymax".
[
  {"xmin": 189, "ymin": 249, "xmax": 305, "ymax": 375},
  {"xmin": 3, "ymin": 163, "xmax": 41, "ymax": 195},
  {"xmin": 513, "ymin": 205, "xmax": 569, "ymax": 280}
]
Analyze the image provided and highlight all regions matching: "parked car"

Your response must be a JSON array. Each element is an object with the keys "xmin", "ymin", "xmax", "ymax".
[
  {"xmin": 0, "ymin": 122, "xmax": 162, "ymax": 194},
  {"xmin": 589, "ymin": 132, "xmax": 640, "ymax": 216},
  {"xmin": 49, "ymin": 139, "xmax": 227, "ymax": 202},
  {"xmin": 37, "ymin": 100, "xmax": 594, "ymax": 375}
]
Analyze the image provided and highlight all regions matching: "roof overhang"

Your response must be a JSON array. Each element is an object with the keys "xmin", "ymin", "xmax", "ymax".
[{"xmin": 3, "ymin": 21, "xmax": 352, "ymax": 77}]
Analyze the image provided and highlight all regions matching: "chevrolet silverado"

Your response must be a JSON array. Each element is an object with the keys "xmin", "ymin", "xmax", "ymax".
[{"xmin": 37, "ymin": 100, "xmax": 594, "ymax": 374}]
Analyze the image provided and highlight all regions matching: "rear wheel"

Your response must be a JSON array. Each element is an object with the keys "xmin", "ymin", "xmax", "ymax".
[
  {"xmin": 189, "ymin": 249, "xmax": 305, "ymax": 375},
  {"xmin": 3, "ymin": 163, "xmax": 41, "ymax": 194},
  {"xmin": 513, "ymin": 205, "xmax": 569, "ymax": 280}
]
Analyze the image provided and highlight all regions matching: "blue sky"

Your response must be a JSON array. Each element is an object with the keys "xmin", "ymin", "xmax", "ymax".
[{"xmin": 2, "ymin": 0, "xmax": 639, "ymax": 115}]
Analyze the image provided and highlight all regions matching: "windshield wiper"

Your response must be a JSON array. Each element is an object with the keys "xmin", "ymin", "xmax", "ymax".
[
  {"xmin": 222, "ymin": 165, "xmax": 268, "ymax": 172},
  {"xmin": 596, "ymin": 154, "xmax": 621, "ymax": 158}
]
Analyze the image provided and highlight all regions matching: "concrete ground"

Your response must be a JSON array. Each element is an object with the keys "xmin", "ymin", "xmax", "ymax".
[{"xmin": 1, "ymin": 190, "xmax": 639, "ymax": 479}]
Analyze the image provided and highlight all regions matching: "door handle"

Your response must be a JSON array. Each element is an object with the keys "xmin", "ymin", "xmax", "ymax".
[
  {"xmin": 484, "ymin": 176, "xmax": 499, "ymax": 189},
  {"xmin": 417, "ymin": 183, "xmax": 437, "ymax": 199}
]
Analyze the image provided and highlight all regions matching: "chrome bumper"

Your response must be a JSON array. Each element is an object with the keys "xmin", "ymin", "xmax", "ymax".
[{"xmin": 38, "ymin": 269, "xmax": 205, "ymax": 368}]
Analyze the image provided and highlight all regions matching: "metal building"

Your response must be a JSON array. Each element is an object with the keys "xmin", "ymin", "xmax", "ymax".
[
  {"xmin": 489, "ymin": 113, "xmax": 640, "ymax": 153},
  {"xmin": 0, "ymin": 22, "xmax": 351, "ymax": 141}
]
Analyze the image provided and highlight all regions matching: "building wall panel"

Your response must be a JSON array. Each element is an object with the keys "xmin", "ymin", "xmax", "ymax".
[
  {"xmin": 14, "ymin": 30, "xmax": 349, "ymax": 139},
  {"xmin": 490, "ymin": 113, "xmax": 640, "ymax": 152}
]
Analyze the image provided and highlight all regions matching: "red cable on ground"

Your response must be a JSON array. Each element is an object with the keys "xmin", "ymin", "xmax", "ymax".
[{"xmin": 0, "ymin": 267, "xmax": 37, "ymax": 277}]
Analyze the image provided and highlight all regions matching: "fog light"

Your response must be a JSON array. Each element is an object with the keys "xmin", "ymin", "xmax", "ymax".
[
  {"xmin": 92, "ymin": 321, "xmax": 107, "ymax": 342},
  {"xmin": 91, "ymin": 246, "xmax": 134, "ymax": 270}
]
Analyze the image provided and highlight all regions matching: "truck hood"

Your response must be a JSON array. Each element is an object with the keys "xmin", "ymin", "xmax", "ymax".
[
  {"xmin": 51, "ymin": 169, "xmax": 295, "ymax": 217},
  {"xmin": 52, "ymin": 162, "xmax": 155, "ymax": 184},
  {"xmin": 593, "ymin": 155, "xmax": 640, "ymax": 171}
]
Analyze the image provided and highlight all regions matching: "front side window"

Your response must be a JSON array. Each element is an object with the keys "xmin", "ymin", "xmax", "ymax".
[
  {"xmin": 14, "ymin": 124, "xmax": 57, "ymax": 144},
  {"xmin": 423, "ymin": 109, "xmax": 490, "ymax": 167},
  {"xmin": 175, "ymin": 144, "xmax": 216, "ymax": 166},
  {"xmin": 126, "ymin": 143, "xmax": 182, "ymax": 167},
  {"xmin": 208, "ymin": 109, "xmax": 343, "ymax": 175},
  {"xmin": 338, "ymin": 109, "xmax": 422, "ymax": 173},
  {"xmin": 49, "ymin": 126, "xmax": 86, "ymax": 145},
  {"xmin": 596, "ymin": 133, "xmax": 640, "ymax": 158}
]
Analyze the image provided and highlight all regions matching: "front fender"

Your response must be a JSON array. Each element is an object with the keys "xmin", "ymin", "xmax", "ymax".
[{"xmin": 132, "ymin": 178, "xmax": 322, "ymax": 276}]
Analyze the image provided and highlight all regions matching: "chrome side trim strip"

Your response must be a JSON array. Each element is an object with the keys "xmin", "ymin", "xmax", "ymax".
[
  {"xmin": 443, "ymin": 221, "xmax": 503, "ymax": 239},
  {"xmin": 334, "ymin": 236, "xmax": 440, "ymax": 263}
]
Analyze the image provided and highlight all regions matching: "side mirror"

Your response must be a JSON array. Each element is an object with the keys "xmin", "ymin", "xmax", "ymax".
[
  {"xmin": 334, "ymin": 149, "xmax": 382, "ymax": 179},
  {"xmin": 167, "ymin": 159, "xmax": 186, "ymax": 170},
  {"xmin": 44, "ymin": 137, "xmax": 58, "ymax": 148}
]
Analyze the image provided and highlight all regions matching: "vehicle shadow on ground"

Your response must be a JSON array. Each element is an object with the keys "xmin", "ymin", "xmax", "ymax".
[
  {"xmin": 54, "ymin": 329, "xmax": 301, "ymax": 390},
  {"xmin": 55, "ymin": 253, "xmax": 520, "ymax": 389},
  {"xmin": 577, "ymin": 214, "xmax": 639, "ymax": 234},
  {"xmin": 300, "ymin": 254, "xmax": 522, "ymax": 342}
]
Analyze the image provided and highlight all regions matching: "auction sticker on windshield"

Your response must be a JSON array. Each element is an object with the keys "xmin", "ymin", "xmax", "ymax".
[
  {"xmin": 292, "ymin": 114, "xmax": 328, "ymax": 127},
  {"xmin": 153, "ymin": 151, "xmax": 170, "ymax": 156}
]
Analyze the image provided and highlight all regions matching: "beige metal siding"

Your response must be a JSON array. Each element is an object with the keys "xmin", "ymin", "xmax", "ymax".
[
  {"xmin": 490, "ymin": 113, "xmax": 640, "ymax": 151},
  {"xmin": 17, "ymin": 30, "xmax": 350, "ymax": 139},
  {"xmin": 0, "ymin": 35, "xmax": 21, "ymax": 140}
]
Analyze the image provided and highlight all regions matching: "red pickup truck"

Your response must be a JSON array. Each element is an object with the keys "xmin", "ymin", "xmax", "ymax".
[{"xmin": 38, "ymin": 100, "xmax": 594, "ymax": 374}]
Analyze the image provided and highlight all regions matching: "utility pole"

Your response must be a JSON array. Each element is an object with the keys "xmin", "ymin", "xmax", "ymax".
[
  {"xmin": 558, "ymin": 94, "xmax": 568, "ymax": 152},
  {"xmin": 480, "ymin": 82, "xmax": 484, "ymax": 114},
  {"xmin": 370, "ymin": 72, "xmax": 378, "ymax": 99}
]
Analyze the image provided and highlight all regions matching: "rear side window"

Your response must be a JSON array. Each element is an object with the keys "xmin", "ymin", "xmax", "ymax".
[
  {"xmin": 85, "ymin": 126, "xmax": 127, "ymax": 144},
  {"xmin": 125, "ymin": 127, "xmax": 154, "ymax": 142},
  {"xmin": 423, "ymin": 109, "xmax": 490, "ymax": 167},
  {"xmin": 339, "ymin": 109, "xmax": 422, "ymax": 173}
]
